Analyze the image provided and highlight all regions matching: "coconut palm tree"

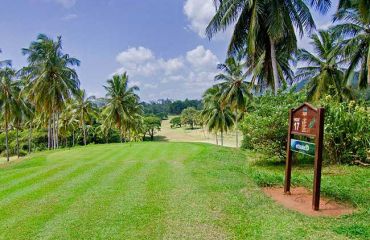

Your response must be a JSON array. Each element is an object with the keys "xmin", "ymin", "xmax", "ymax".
[
  {"xmin": 332, "ymin": 6, "xmax": 369, "ymax": 88},
  {"xmin": 103, "ymin": 72, "xmax": 141, "ymax": 142},
  {"xmin": 0, "ymin": 67, "xmax": 20, "ymax": 161},
  {"xmin": 22, "ymin": 34, "xmax": 80, "ymax": 149},
  {"xmin": 215, "ymin": 56, "xmax": 252, "ymax": 147},
  {"xmin": 202, "ymin": 85, "xmax": 234, "ymax": 146},
  {"xmin": 73, "ymin": 90, "xmax": 97, "ymax": 145},
  {"xmin": 295, "ymin": 30, "xmax": 350, "ymax": 101},
  {"xmin": 206, "ymin": 0, "xmax": 331, "ymax": 95},
  {"xmin": 12, "ymin": 88, "xmax": 32, "ymax": 158}
]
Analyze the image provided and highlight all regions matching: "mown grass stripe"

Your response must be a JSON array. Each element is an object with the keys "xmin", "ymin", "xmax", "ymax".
[
  {"xmin": 0, "ymin": 147, "xmax": 120, "ymax": 209},
  {"xmin": 0, "ymin": 147, "xmax": 135, "ymax": 239}
]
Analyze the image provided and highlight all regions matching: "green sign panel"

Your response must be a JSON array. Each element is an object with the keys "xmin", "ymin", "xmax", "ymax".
[{"xmin": 290, "ymin": 139, "xmax": 315, "ymax": 156}]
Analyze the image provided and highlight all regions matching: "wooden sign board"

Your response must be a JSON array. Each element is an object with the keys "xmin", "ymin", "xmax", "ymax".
[
  {"xmin": 291, "ymin": 104, "xmax": 317, "ymax": 137},
  {"xmin": 284, "ymin": 103, "xmax": 325, "ymax": 211}
]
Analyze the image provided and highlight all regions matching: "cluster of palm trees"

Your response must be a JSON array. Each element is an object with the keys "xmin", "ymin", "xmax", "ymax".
[
  {"xmin": 0, "ymin": 34, "xmax": 144, "ymax": 162},
  {"xmin": 201, "ymin": 0, "xmax": 369, "ymax": 147}
]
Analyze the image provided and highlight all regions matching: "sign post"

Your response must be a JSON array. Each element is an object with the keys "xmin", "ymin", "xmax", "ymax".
[{"xmin": 284, "ymin": 103, "xmax": 325, "ymax": 211}]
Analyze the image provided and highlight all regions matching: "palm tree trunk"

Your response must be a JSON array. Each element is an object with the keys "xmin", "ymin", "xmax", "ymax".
[
  {"xmin": 235, "ymin": 109, "xmax": 239, "ymax": 148},
  {"xmin": 28, "ymin": 124, "xmax": 32, "ymax": 154},
  {"xmin": 72, "ymin": 130, "xmax": 75, "ymax": 147},
  {"xmin": 48, "ymin": 118, "xmax": 51, "ymax": 149},
  {"xmin": 367, "ymin": 48, "xmax": 370, "ymax": 86},
  {"xmin": 56, "ymin": 113, "xmax": 59, "ymax": 148},
  {"xmin": 83, "ymin": 122, "xmax": 86, "ymax": 146},
  {"xmin": 5, "ymin": 121, "xmax": 9, "ymax": 162},
  {"xmin": 270, "ymin": 37, "xmax": 280, "ymax": 95},
  {"xmin": 215, "ymin": 132, "xmax": 218, "ymax": 145},
  {"xmin": 16, "ymin": 125, "xmax": 19, "ymax": 158},
  {"xmin": 221, "ymin": 130, "xmax": 224, "ymax": 146},
  {"xmin": 53, "ymin": 113, "xmax": 56, "ymax": 149}
]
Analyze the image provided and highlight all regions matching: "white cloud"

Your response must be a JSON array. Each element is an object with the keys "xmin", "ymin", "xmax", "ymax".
[
  {"xmin": 183, "ymin": 0, "xmax": 215, "ymax": 38},
  {"xmin": 61, "ymin": 13, "xmax": 78, "ymax": 21},
  {"xmin": 186, "ymin": 45, "xmax": 218, "ymax": 69},
  {"xmin": 113, "ymin": 45, "xmax": 220, "ymax": 101},
  {"xmin": 116, "ymin": 46, "xmax": 154, "ymax": 65}
]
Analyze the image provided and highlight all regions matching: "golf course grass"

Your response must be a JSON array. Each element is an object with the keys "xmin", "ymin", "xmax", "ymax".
[{"xmin": 0, "ymin": 142, "xmax": 368, "ymax": 239}]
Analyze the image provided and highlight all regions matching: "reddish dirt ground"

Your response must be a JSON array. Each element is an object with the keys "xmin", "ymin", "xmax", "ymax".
[{"xmin": 263, "ymin": 187, "xmax": 354, "ymax": 217}]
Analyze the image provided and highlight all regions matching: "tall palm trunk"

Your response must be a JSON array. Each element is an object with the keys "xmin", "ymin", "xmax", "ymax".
[
  {"xmin": 367, "ymin": 48, "xmax": 370, "ymax": 86},
  {"xmin": 270, "ymin": 37, "xmax": 280, "ymax": 95},
  {"xmin": 28, "ymin": 123, "xmax": 32, "ymax": 154},
  {"xmin": 221, "ymin": 130, "xmax": 224, "ymax": 146},
  {"xmin": 215, "ymin": 132, "xmax": 218, "ymax": 145},
  {"xmin": 48, "ymin": 118, "xmax": 51, "ymax": 149},
  {"xmin": 83, "ymin": 122, "xmax": 87, "ymax": 146},
  {"xmin": 235, "ymin": 109, "xmax": 239, "ymax": 148},
  {"xmin": 16, "ymin": 124, "xmax": 19, "ymax": 158},
  {"xmin": 56, "ymin": 113, "xmax": 59, "ymax": 148},
  {"xmin": 72, "ymin": 130, "xmax": 75, "ymax": 147},
  {"xmin": 5, "ymin": 121, "xmax": 9, "ymax": 162}
]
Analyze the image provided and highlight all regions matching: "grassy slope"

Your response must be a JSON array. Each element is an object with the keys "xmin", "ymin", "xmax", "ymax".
[{"xmin": 0, "ymin": 143, "xmax": 368, "ymax": 239}]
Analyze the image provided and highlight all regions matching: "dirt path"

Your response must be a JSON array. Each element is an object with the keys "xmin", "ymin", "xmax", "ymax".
[{"xmin": 157, "ymin": 117, "xmax": 241, "ymax": 148}]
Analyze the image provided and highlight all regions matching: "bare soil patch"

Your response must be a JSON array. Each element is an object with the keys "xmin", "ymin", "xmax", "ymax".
[{"xmin": 263, "ymin": 187, "xmax": 354, "ymax": 217}]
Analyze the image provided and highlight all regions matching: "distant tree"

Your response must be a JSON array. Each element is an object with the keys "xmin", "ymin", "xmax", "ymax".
[
  {"xmin": 181, "ymin": 107, "xmax": 199, "ymax": 129},
  {"xmin": 216, "ymin": 56, "xmax": 252, "ymax": 148},
  {"xmin": 143, "ymin": 116, "xmax": 161, "ymax": 141},
  {"xmin": 201, "ymin": 85, "xmax": 234, "ymax": 146},
  {"xmin": 73, "ymin": 90, "xmax": 97, "ymax": 145},
  {"xmin": 103, "ymin": 72, "xmax": 141, "ymax": 142},
  {"xmin": 170, "ymin": 116, "xmax": 182, "ymax": 128}
]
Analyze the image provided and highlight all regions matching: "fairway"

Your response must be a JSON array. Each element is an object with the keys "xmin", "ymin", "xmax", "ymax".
[{"xmin": 0, "ymin": 143, "xmax": 367, "ymax": 239}]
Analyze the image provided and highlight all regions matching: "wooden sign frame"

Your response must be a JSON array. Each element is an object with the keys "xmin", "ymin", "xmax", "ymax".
[{"xmin": 284, "ymin": 103, "xmax": 325, "ymax": 211}]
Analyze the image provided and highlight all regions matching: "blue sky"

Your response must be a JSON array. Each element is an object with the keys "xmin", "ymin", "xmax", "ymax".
[{"xmin": 0, "ymin": 0, "xmax": 338, "ymax": 101}]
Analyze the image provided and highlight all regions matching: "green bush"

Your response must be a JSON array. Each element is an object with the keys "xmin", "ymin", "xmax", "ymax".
[
  {"xmin": 320, "ymin": 96, "xmax": 370, "ymax": 164},
  {"xmin": 170, "ymin": 116, "xmax": 181, "ymax": 128},
  {"xmin": 241, "ymin": 92, "xmax": 370, "ymax": 164},
  {"xmin": 240, "ymin": 91, "xmax": 305, "ymax": 158}
]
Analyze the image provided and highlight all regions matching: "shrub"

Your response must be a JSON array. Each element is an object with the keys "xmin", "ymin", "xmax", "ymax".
[
  {"xmin": 240, "ymin": 91, "xmax": 370, "ymax": 164},
  {"xmin": 240, "ymin": 91, "xmax": 305, "ymax": 158},
  {"xmin": 170, "ymin": 116, "xmax": 182, "ymax": 128},
  {"xmin": 320, "ymin": 96, "xmax": 370, "ymax": 164}
]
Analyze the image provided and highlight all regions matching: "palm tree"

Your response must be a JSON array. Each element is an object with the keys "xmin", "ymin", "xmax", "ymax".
[
  {"xmin": 103, "ymin": 72, "xmax": 141, "ymax": 142},
  {"xmin": 215, "ymin": 56, "xmax": 252, "ymax": 147},
  {"xmin": 0, "ymin": 67, "xmax": 19, "ymax": 161},
  {"xmin": 73, "ymin": 90, "xmax": 97, "ymax": 145},
  {"xmin": 295, "ymin": 30, "xmax": 350, "ymax": 101},
  {"xmin": 12, "ymin": 87, "xmax": 32, "ymax": 158},
  {"xmin": 202, "ymin": 85, "xmax": 234, "ymax": 146},
  {"xmin": 206, "ymin": 0, "xmax": 331, "ymax": 95},
  {"xmin": 332, "ymin": 5, "xmax": 369, "ymax": 88},
  {"xmin": 22, "ymin": 34, "xmax": 80, "ymax": 149}
]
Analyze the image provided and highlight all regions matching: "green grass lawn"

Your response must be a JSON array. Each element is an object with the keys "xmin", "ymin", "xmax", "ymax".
[{"xmin": 0, "ymin": 142, "xmax": 369, "ymax": 239}]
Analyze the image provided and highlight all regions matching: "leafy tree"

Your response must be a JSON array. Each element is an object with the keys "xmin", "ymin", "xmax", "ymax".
[
  {"xmin": 181, "ymin": 107, "xmax": 198, "ymax": 129},
  {"xmin": 206, "ymin": 0, "xmax": 330, "ymax": 94},
  {"xmin": 170, "ymin": 116, "xmax": 182, "ymax": 128},
  {"xmin": 22, "ymin": 34, "xmax": 80, "ymax": 149},
  {"xmin": 143, "ymin": 116, "xmax": 161, "ymax": 141},
  {"xmin": 296, "ymin": 30, "xmax": 350, "ymax": 101},
  {"xmin": 202, "ymin": 85, "xmax": 234, "ymax": 146},
  {"xmin": 216, "ymin": 56, "xmax": 252, "ymax": 147}
]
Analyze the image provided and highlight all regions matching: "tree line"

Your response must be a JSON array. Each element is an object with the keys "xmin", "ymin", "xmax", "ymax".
[{"xmin": 0, "ymin": 34, "xmax": 161, "ymax": 161}]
